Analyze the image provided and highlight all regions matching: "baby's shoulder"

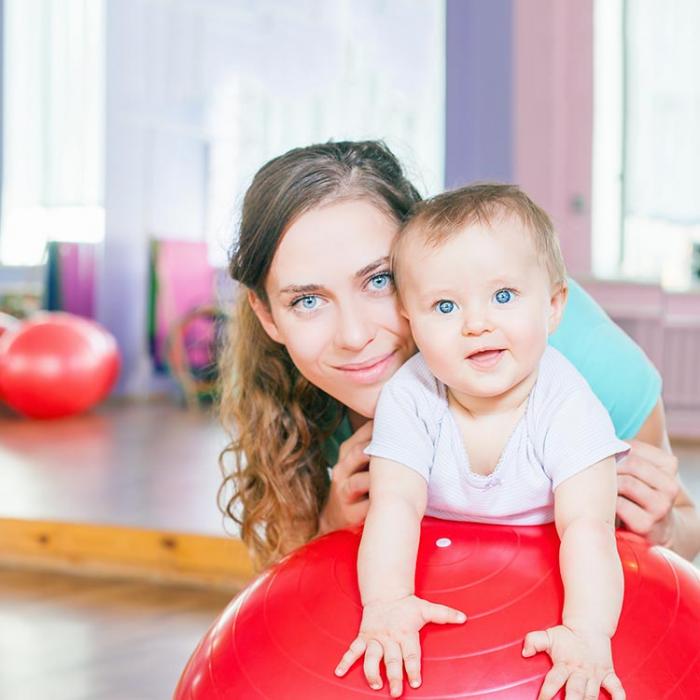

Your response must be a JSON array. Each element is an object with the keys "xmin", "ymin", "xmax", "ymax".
[{"xmin": 531, "ymin": 345, "xmax": 595, "ymax": 409}]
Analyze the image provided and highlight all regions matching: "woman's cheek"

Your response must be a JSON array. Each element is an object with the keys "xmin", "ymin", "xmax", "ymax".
[{"xmin": 285, "ymin": 328, "xmax": 332, "ymax": 381}]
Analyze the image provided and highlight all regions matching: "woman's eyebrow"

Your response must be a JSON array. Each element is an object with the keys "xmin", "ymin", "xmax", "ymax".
[
  {"xmin": 278, "ymin": 282, "xmax": 323, "ymax": 296},
  {"xmin": 354, "ymin": 256, "xmax": 390, "ymax": 280},
  {"xmin": 278, "ymin": 257, "xmax": 390, "ymax": 296}
]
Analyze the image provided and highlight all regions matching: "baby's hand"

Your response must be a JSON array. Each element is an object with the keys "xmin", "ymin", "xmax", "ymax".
[
  {"xmin": 522, "ymin": 626, "xmax": 625, "ymax": 700},
  {"xmin": 335, "ymin": 595, "xmax": 466, "ymax": 698}
]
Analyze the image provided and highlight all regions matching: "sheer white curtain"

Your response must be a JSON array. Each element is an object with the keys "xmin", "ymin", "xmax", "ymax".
[
  {"xmin": 1, "ymin": 0, "xmax": 104, "ymax": 266},
  {"xmin": 593, "ymin": 0, "xmax": 700, "ymax": 288},
  {"xmin": 625, "ymin": 0, "xmax": 700, "ymax": 223},
  {"xmin": 622, "ymin": 0, "xmax": 700, "ymax": 287}
]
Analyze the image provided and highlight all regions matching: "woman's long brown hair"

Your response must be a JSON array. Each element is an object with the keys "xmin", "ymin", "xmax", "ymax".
[{"xmin": 218, "ymin": 141, "xmax": 421, "ymax": 569}]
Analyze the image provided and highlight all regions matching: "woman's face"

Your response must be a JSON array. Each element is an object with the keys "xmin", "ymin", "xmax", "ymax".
[{"xmin": 251, "ymin": 198, "xmax": 416, "ymax": 420}]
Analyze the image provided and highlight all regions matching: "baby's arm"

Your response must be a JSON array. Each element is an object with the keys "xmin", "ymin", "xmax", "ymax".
[
  {"xmin": 522, "ymin": 457, "xmax": 626, "ymax": 700},
  {"xmin": 334, "ymin": 457, "xmax": 466, "ymax": 697}
]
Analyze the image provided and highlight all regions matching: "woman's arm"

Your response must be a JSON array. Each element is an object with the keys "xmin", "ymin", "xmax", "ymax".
[
  {"xmin": 318, "ymin": 421, "xmax": 373, "ymax": 535},
  {"xmin": 617, "ymin": 398, "xmax": 700, "ymax": 560}
]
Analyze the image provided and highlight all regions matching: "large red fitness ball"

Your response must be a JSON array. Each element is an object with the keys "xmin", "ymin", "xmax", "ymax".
[
  {"xmin": 0, "ymin": 312, "xmax": 120, "ymax": 419},
  {"xmin": 175, "ymin": 519, "xmax": 700, "ymax": 699}
]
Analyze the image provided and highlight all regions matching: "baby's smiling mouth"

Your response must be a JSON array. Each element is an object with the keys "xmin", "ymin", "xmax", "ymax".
[{"xmin": 465, "ymin": 348, "xmax": 504, "ymax": 368}]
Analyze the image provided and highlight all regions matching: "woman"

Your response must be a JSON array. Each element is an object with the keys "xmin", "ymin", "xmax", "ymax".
[{"xmin": 219, "ymin": 140, "xmax": 700, "ymax": 570}]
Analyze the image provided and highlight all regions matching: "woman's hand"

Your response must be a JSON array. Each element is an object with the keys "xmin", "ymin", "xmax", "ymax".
[
  {"xmin": 615, "ymin": 439, "xmax": 679, "ymax": 547},
  {"xmin": 318, "ymin": 421, "xmax": 373, "ymax": 535}
]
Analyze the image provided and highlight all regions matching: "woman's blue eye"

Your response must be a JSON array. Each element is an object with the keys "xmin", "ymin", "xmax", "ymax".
[
  {"xmin": 494, "ymin": 289, "xmax": 514, "ymax": 304},
  {"xmin": 296, "ymin": 295, "xmax": 319, "ymax": 311},
  {"xmin": 436, "ymin": 300, "xmax": 456, "ymax": 314},
  {"xmin": 369, "ymin": 273, "xmax": 392, "ymax": 291}
]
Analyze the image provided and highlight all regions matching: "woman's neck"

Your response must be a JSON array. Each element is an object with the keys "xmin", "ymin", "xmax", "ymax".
[{"xmin": 347, "ymin": 409, "xmax": 370, "ymax": 432}]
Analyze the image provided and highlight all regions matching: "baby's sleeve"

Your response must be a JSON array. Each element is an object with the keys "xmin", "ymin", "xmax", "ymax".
[
  {"xmin": 541, "ymin": 388, "xmax": 630, "ymax": 490},
  {"xmin": 365, "ymin": 375, "xmax": 435, "ymax": 483}
]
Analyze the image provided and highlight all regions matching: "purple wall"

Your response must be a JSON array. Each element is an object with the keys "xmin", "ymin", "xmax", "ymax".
[{"xmin": 445, "ymin": 0, "xmax": 514, "ymax": 188}]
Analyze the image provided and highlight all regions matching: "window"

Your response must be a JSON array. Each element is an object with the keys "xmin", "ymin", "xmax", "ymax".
[
  {"xmin": 202, "ymin": 0, "xmax": 445, "ymax": 266},
  {"xmin": 0, "ymin": 0, "xmax": 105, "ymax": 266},
  {"xmin": 592, "ymin": 0, "xmax": 700, "ymax": 289}
]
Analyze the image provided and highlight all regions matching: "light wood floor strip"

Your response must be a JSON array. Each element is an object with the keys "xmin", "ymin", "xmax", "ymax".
[{"xmin": 0, "ymin": 518, "xmax": 253, "ymax": 590}]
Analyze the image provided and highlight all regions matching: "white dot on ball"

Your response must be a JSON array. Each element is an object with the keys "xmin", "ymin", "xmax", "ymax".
[{"xmin": 436, "ymin": 537, "xmax": 452, "ymax": 548}]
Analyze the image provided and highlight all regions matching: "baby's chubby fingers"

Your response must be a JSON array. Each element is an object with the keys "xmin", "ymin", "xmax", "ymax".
[
  {"xmin": 582, "ymin": 676, "xmax": 602, "ymax": 700},
  {"xmin": 334, "ymin": 637, "xmax": 367, "ymax": 677},
  {"xmin": 400, "ymin": 635, "xmax": 422, "ymax": 690},
  {"xmin": 363, "ymin": 639, "xmax": 385, "ymax": 690},
  {"xmin": 382, "ymin": 639, "xmax": 404, "ymax": 698},
  {"xmin": 601, "ymin": 672, "xmax": 626, "ymax": 700},
  {"xmin": 522, "ymin": 629, "xmax": 551, "ymax": 657},
  {"xmin": 421, "ymin": 601, "xmax": 467, "ymax": 626},
  {"xmin": 537, "ymin": 662, "xmax": 569, "ymax": 700},
  {"xmin": 564, "ymin": 671, "xmax": 588, "ymax": 700}
]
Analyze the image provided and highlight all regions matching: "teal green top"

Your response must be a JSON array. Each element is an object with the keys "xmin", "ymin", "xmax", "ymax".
[
  {"xmin": 322, "ymin": 414, "xmax": 354, "ymax": 469},
  {"xmin": 550, "ymin": 278, "xmax": 661, "ymax": 440},
  {"xmin": 323, "ymin": 277, "xmax": 661, "ymax": 466}
]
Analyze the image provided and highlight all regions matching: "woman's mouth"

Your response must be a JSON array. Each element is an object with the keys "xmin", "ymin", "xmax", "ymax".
[
  {"xmin": 466, "ymin": 348, "xmax": 504, "ymax": 370},
  {"xmin": 335, "ymin": 351, "xmax": 398, "ymax": 384}
]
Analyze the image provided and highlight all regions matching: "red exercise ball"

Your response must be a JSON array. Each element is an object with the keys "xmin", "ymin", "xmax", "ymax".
[
  {"xmin": 174, "ymin": 519, "xmax": 700, "ymax": 699},
  {"xmin": 0, "ymin": 312, "xmax": 120, "ymax": 419}
]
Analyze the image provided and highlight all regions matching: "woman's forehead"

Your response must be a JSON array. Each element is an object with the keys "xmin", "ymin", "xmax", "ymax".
[{"xmin": 267, "ymin": 200, "xmax": 398, "ymax": 290}]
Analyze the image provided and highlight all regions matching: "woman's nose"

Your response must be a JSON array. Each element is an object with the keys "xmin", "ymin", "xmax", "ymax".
[{"xmin": 335, "ymin": 304, "xmax": 375, "ymax": 351}]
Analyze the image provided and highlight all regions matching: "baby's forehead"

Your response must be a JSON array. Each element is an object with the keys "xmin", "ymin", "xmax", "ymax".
[
  {"xmin": 398, "ymin": 212, "xmax": 538, "ymax": 258},
  {"xmin": 393, "ymin": 215, "xmax": 550, "ymax": 289}
]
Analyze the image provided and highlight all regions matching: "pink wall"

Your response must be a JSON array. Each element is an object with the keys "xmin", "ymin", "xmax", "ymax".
[
  {"xmin": 513, "ymin": 0, "xmax": 594, "ymax": 277},
  {"xmin": 582, "ymin": 278, "xmax": 700, "ymax": 440}
]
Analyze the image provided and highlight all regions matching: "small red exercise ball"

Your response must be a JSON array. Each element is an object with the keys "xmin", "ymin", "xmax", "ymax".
[
  {"xmin": 0, "ymin": 312, "xmax": 120, "ymax": 419},
  {"xmin": 0, "ymin": 312, "xmax": 21, "ymax": 402},
  {"xmin": 174, "ymin": 519, "xmax": 700, "ymax": 699}
]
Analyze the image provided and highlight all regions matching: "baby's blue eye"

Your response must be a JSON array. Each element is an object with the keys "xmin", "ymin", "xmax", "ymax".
[
  {"xmin": 494, "ymin": 289, "xmax": 513, "ymax": 304},
  {"xmin": 436, "ymin": 300, "xmax": 456, "ymax": 314},
  {"xmin": 369, "ymin": 273, "xmax": 392, "ymax": 291},
  {"xmin": 296, "ymin": 295, "xmax": 319, "ymax": 310}
]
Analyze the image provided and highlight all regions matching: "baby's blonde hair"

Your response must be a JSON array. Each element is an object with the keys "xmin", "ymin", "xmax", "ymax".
[{"xmin": 392, "ymin": 182, "xmax": 566, "ymax": 292}]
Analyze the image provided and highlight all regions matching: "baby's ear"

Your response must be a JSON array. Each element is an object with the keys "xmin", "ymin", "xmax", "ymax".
[{"xmin": 547, "ymin": 282, "xmax": 568, "ymax": 334}]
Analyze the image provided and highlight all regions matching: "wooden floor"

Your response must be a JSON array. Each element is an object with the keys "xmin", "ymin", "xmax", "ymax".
[
  {"xmin": 0, "ymin": 400, "xmax": 228, "ymax": 534},
  {"xmin": 0, "ymin": 567, "xmax": 231, "ymax": 700}
]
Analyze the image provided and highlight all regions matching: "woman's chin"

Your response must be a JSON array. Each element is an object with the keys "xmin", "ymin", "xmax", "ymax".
[{"xmin": 340, "ymin": 388, "xmax": 381, "ymax": 422}]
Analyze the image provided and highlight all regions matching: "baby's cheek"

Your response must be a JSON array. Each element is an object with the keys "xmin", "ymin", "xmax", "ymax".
[{"xmin": 408, "ymin": 317, "xmax": 438, "ymax": 351}]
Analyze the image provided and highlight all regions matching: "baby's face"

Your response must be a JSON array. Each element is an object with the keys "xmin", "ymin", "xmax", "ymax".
[{"xmin": 397, "ymin": 216, "xmax": 565, "ymax": 402}]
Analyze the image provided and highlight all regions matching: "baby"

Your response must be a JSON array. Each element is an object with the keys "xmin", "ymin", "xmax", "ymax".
[{"xmin": 334, "ymin": 184, "xmax": 627, "ymax": 700}]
